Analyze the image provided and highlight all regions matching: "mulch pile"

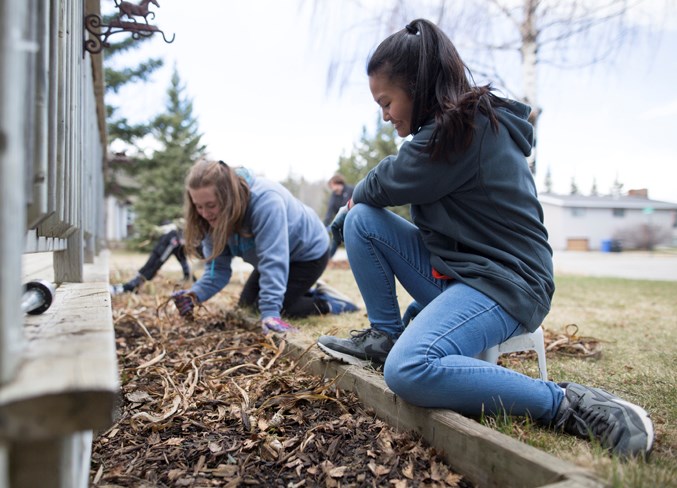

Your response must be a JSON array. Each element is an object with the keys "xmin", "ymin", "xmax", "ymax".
[
  {"xmin": 92, "ymin": 274, "xmax": 601, "ymax": 487},
  {"xmin": 90, "ymin": 280, "xmax": 470, "ymax": 487}
]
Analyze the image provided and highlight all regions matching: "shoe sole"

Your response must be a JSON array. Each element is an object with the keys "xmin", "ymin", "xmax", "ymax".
[{"xmin": 317, "ymin": 341, "xmax": 374, "ymax": 368}]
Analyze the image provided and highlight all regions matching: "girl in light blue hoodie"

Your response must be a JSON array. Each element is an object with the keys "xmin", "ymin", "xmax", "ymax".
[{"xmin": 171, "ymin": 160, "xmax": 358, "ymax": 333}]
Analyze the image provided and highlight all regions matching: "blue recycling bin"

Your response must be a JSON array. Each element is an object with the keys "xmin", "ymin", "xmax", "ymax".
[{"xmin": 601, "ymin": 239, "xmax": 613, "ymax": 252}]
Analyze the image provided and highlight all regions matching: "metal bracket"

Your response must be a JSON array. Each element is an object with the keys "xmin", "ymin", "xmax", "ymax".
[{"xmin": 84, "ymin": 0, "xmax": 175, "ymax": 55}]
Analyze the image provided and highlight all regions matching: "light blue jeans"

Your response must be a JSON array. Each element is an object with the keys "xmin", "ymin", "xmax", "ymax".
[{"xmin": 343, "ymin": 204, "xmax": 563, "ymax": 422}]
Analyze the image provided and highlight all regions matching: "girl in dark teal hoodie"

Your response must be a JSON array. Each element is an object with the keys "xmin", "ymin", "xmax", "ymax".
[{"xmin": 317, "ymin": 18, "xmax": 653, "ymax": 459}]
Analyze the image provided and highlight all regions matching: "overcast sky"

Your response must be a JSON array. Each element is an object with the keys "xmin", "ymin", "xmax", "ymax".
[{"xmin": 106, "ymin": 1, "xmax": 677, "ymax": 203}]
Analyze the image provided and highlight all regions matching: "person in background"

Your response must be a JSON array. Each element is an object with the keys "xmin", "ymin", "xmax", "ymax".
[
  {"xmin": 171, "ymin": 160, "xmax": 358, "ymax": 333},
  {"xmin": 323, "ymin": 174, "xmax": 354, "ymax": 227},
  {"xmin": 110, "ymin": 220, "xmax": 193, "ymax": 295},
  {"xmin": 317, "ymin": 18, "xmax": 653, "ymax": 459},
  {"xmin": 324, "ymin": 174, "xmax": 354, "ymax": 256}
]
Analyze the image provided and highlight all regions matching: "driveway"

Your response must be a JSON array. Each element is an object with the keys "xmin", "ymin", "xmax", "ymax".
[{"xmin": 553, "ymin": 251, "xmax": 677, "ymax": 282}]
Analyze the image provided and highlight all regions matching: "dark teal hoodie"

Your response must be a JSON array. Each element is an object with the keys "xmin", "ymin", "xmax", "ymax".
[{"xmin": 352, "ymin": 100, "xmax": 554, "ymax": 331}]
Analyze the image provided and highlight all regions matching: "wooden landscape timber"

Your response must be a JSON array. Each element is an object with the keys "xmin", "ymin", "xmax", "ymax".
[{"xmin": 286, "ymin": 337, "xmax": 604, "ymax": 488}]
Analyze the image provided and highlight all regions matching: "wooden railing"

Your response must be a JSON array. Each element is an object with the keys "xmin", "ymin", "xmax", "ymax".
[{"xmin": 0, "ymin": 1, "xmax": 117, "ymax": 486}]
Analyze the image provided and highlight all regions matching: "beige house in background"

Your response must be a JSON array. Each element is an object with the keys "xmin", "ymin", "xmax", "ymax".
[{"xmin": 540, "ymin": 191, "xmax": 677, "ymax": 251}]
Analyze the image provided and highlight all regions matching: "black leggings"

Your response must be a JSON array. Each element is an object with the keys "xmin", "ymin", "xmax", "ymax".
[
  {"xmin": 139, "ymin": 230, "xmax": 190, "ymax": 280},
  {"xmin": 238, "ymin": 250, "xmax": 330, "ymax": 318}
]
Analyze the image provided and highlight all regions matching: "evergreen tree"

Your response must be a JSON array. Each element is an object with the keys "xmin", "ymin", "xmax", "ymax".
[
  {"xmin": 133, "ymin": 69, "xmax": 206, "ymax": 241},
  {"xmin": 570, "ymin": 177, "xmax": 579, "ymax": 195},
  {"xmin": 543, "ymin": 166, "xmax": 553, "ymax": 193},
  {"xmin": 335, "ymin": 117, "xmax": 410, "ymax": 220},
  {"xmin": 103, "ymin": 23, "xmax": 164, "ymax": 201},
  {"xmin": 611, "ymin": 174, "xmax": 624, "ymax": 196},
  {"xmin": 590, "ymin": 178, "xmax": 599, "ymax": 196},
  {"xmin": 337, "ymin": 118, "xmax": 398, "ymax": 181}
]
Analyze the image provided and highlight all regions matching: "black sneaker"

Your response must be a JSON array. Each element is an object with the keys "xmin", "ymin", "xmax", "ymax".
[
  {"xmin": 317, "ymin": 328, "xmax": 395, "ymax": 367},
  {"xmin": 553, "ymin": 382, "xmax": 654, "ymax": 458},
  {"xmin": 121, "ymin": 275, "xmax": 143, "ymax": 293}
]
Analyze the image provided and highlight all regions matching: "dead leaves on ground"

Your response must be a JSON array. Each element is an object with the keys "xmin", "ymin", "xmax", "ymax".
[
  {"xmin": 544, "ymin": 323, "xmax": 603, "ymax": 359},
  {"xmin": 92, "ymin": 279, "xmax": 469, "ymax": 487}
]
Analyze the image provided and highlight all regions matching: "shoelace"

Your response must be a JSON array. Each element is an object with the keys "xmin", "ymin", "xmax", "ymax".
[
  {"xmin": 349, "ymin": 329, "xmax": 373, "ymax": 342},
  {"xmin": 556, "ymin": 395, "xmax": 614, "ymax": 444}
]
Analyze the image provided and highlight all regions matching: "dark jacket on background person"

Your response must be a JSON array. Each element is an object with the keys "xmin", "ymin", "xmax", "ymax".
[{"xmin": 323, "ymin": 183, "xmax": 354, "ymax": 226}]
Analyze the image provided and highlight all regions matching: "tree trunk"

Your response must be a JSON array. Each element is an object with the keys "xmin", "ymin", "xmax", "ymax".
[{"xmin": 520, "ymin": 0, "xmax": 540, "ymax": 175}]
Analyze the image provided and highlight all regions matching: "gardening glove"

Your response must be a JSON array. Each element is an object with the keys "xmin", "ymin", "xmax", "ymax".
[
  {"xmin": 171, "ymin": 290, "xmax": 197, "ymax": 319},
  {"xmin": 261, "ymin": 316, "xmax": 298, "ymax": 335},
  {"xmin": 329, "ymin": 205, "xmax": 349, "ymax": 253},
  {"xmin": 402, "ymin": 300, "xmax": 424, "ymax": 327}
]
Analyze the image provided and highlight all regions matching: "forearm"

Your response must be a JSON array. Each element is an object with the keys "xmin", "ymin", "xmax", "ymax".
[{"xmin": 190, "ymin": 256, "xmax": 232, "ymax": 302}]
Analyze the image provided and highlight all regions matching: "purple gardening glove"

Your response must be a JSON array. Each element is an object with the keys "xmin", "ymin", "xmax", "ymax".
[
  {"xmin": 171, "ymin": 290, "xmax": 197, "ymax": 319},
  {"xmin": 261, "ymin": 316, "xmax": 298, "ymax": 335}
]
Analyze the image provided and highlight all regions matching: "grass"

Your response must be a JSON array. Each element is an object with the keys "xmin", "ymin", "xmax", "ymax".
[{"xmin": 110, "ymin": 250, "xmax": 677, "ymax": 487}]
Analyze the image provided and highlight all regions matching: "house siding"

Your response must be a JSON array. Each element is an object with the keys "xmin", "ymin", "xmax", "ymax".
[{"xmin": 540, "ymin": 194, "xmax": 677, "ymax": 251}]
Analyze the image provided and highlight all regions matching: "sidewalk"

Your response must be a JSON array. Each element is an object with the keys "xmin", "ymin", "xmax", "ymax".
[
  {"xmin": 336, "ymin": 248, "xmax": 677, "ymax": 282},
  {"xmin": 553, "ymin": 250, "xmax": 677, "ymax": 282}
]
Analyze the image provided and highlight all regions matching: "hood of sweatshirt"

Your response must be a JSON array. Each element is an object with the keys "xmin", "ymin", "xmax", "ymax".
[{"xmin": 494, "ymin": 101, "xmax": 534, "ymax": 158}]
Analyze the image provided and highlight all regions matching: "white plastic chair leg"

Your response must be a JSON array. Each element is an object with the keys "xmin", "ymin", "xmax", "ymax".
[{"xmin": 476, "ymin": 326, "xmax": 548, "ymax": 381}]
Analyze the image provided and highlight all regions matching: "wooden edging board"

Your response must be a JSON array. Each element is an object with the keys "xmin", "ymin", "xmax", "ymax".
[{"xmin": 283, "ymin": 336, "xmax": 605, "ymax": 488}]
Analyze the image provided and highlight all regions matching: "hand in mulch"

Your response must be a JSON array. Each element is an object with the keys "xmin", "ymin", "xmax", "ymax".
[{"xmin": 544, "ymin": 323, "xmax": 603, "ymax": 359}]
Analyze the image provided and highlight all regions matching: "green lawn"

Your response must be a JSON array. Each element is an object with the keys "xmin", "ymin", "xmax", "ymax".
[{"xmin": 288, "ymin": 271, "xmax": 677, "ymax": 488}]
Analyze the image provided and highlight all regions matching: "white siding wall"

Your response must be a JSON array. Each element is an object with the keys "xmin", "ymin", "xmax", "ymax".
[
  {"xmin": 542, "ymin": 203, "xmax": 675, "ymax": 251},
  {"xmin": 106, "ymin": 196, "xmax": 130, "ymax": 241}
]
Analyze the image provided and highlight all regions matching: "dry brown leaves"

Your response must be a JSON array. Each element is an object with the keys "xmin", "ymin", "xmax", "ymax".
[
  {"xmin": 496, "ymin": 324, "xmax": 602, "ymax": 374},
  {"xmin": 543, "ymin": 324, "xmax": 603, "ymax": 359},
  {"xmin": 91, "ymin": 279, "xmax": 469, "ymax": 487}
]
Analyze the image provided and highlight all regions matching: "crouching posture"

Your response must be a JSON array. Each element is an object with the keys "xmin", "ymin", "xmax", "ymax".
[
  {"xmin": 317, "ymin": 18, "xmax": 653, "ymax": 459},
  {"xmin": 172, "ymin": 160, "xmax": 358, "ymax": 333},
  {"xmin": 110, "ymin": 221, "xmax": 192, "ymax": 294}
]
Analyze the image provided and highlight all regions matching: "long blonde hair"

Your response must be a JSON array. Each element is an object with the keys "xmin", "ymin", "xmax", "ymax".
[{"xmin": 183, "ymin": 160, "xmax": 250, "ymax": 261}]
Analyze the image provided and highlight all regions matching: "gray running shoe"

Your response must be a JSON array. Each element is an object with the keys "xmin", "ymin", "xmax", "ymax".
[
  {"xmin": 317, "ymin": 328, "xmax": 395, "ymax": 367},
  {"xmin": 553, "ymin": 382, "xmax": 654, "ymax": 458},
  {"xmin": 313, "ymin": 280, "xmax": 359, "ymax": 314}
]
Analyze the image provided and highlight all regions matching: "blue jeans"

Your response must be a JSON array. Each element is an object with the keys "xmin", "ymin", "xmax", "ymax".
[{"xmin": 344, "ymin": 204, "xmax": 563, "ymax": 422}]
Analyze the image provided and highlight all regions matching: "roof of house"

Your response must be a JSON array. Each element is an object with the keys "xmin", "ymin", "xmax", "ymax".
[{"xmin": 539, "ymin": 193, "xmax": 677, "ymax": 210}]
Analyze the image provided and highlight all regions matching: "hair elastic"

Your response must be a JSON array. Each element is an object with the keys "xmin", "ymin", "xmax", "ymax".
[{"xmin": 405, "ymin": 23, "xmax": 419, "ymax": 35}]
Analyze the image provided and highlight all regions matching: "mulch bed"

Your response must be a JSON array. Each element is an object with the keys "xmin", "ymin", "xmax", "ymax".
[{"xmin": 90, "ymin": 280, "xmax": 471, "ymax": 487}]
